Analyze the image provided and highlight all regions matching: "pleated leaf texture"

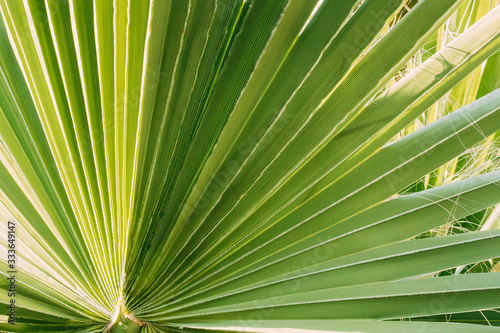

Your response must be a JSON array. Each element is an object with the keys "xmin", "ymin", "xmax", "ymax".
[{"xmin": 1, "ymin": 0, "xmax": 500, "ymax": 332}]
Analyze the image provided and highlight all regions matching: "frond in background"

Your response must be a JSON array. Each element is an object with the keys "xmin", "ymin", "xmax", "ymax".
[{"xmin": 1, "ymin": 0, "xmax": 500, "ymax": 332}]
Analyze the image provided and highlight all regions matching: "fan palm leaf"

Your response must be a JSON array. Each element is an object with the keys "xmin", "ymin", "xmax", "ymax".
[{"xmin": 1, "ymin": 0, "xmax": 500, "ymax": 332}]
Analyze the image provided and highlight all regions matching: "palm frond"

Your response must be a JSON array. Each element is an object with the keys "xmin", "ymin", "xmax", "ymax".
[{"xmin": 1, "ymin": 0, "xmax": 500, "ymax": 332}]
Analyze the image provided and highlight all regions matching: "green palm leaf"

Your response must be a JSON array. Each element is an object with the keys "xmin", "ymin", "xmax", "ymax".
[{"xmin": 1, "ymin": 0, "xmax": 500, "ymax": 332}]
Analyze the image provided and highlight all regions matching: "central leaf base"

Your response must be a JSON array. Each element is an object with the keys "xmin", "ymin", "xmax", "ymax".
[{"xmin": 109, "ymin": 311, "xmax": 142, "ymax": 333}]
